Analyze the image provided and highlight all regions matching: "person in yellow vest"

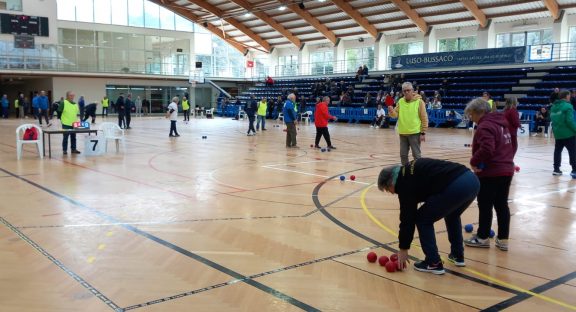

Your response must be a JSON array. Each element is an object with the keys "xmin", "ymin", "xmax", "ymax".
[
  {"xmin": 14, "ymin": 96, "xmax": 20, "ymax": 119},
  {"xmin": 388, "ymin": 82, "xmax": 429, "ymax": 165},
  {"xmin": 482, "ymin": 92, "xmax": 496, "ymax": 112},
  {"xmin": 57, "ymin": 91, "xmax": 81, "ymax": 155},
  {"xmin": 182, "ymin": 96, "xmax": 190, "ymax": 123},
  {"xmin": 256, "ymin": 96, "xmax": 267, "ymax": 131},
  {"xmin": 101, "ymin": 95, "xmax": 109, "ymax": 117}
]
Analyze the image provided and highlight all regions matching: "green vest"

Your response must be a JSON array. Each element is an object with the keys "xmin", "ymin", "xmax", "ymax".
[
  {"xmin": 14, "ymin": 99, "xmax": 19, "ymax": 108},
  {"xmin": 257, "ymin": 101, "xmax": 267, "ymax": 116},
  {"xmin": 102, "ymin": 98, "xmax": 109, "ymax": 108},
  {"xmin": 61, "ymin": 100, "xmax": 79, "ymax": 126},
  {"xmin": 182, "ymin": 100, "xmax": 190, "ymax": 110},
  {"xmin": 487, "ymin": 99, "xmax": 493, "ymax": 109},
  {"xmin": 397, "ymin": 97, "xmax": 421, "ymax": 135}
]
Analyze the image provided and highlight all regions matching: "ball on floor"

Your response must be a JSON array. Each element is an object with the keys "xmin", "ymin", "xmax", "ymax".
[{"xmin": 464, "ymin": 224, "xmax": 473, "ymax": 233}]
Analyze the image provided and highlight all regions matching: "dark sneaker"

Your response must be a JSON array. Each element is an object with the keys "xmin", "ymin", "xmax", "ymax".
[
  {"xmin": 169, "ymin": 135, "xmax": 175, "ymax": 137},
  {"xmin": 63, "ymin": 151, "xmax": 67, "ymax": 155},
  {"xmin": 553, "ymin": 170, "xmax": 563, "ymax": 176},
  {"xmin": 414, "ymin": 260, "xmax": 445, "ymax": 275},
  {"xmin": 314, "ymin": 145, "xmax": 321, "ymax": 149},
  {"xmin": 571, "ymin": 172, "xmax": 576, "ymax": 179},
  {"xmin": 175, "ymin": 134, "xmax": 180, "ymax": 137},
  {"xmin": 464, "ymin": 235, "xmax": 490, "ymax": 248},
  {"xmin": 328, "ymin": 146, "xmax": 336, "ymax": 150},
  {"xmin": 71, "ymin": 150, "xmax": 81, "ymax": 154},
  {"xmin": 448, "ymin": 254, "xmax": 466, "ymax": 267}
]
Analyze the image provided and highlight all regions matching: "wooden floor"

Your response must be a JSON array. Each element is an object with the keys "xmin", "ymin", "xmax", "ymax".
[{"xmin": 1, "ymin": 116, "xmax": 575, "ymax": 312}]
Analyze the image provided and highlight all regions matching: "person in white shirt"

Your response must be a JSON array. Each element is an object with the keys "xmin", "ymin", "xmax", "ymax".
[
  {"xmin": 371, "ymin": 104, "xmax": 386, "ymax": 128},
  {"xmin": 167, "ymin": 96, "xmax": 180, "ymax": 137}
]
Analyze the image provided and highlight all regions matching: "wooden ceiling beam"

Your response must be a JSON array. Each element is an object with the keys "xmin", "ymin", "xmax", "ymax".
[
  {"xmin": 542, "ymin": 0, "xmax": 560, "ymax": 20},
  {"xmin": 228, "ymin": 0, "xmax": 301, "ymax": 48},
  {"xmin": 459, "ymin": 0, "xmax": 488, "ymax": 28},
  {"xmin": 149, "ymin": 0, "xmax": 248, "ymax": 54},
  {"xmin": 287, "ymin": 3, "xmax": 337, "ymax": 44},
  {"xmin": 187, "ymin": 0, "xmax": 271, "ymax": 52},
  {"xmin": 330, "ymin": 0, "xmax": 378, "ymax": 38},
  {"xmin": 389, "ymin": 0, "xmax": 428, "ymax": 33}
]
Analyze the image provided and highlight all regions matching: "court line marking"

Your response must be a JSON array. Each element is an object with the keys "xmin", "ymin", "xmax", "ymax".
[
  {"xmin": 0, "ymin": 167, "xmax": 320, "ymax": 312},
  {"xmin": 359, "ymin": 184, "xmax": 576, "ymax": 311},
  {"xmin": 0, "ymin": 217, "xmax": 121, "ymax": 311}
]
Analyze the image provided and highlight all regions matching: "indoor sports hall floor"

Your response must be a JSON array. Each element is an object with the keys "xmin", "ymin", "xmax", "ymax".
[{"xmin": 1, "ymin": 116, "xmax": 575, "ymax": 312}]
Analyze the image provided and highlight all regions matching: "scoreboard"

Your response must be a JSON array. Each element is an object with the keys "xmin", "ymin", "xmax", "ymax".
[{"xmin": 0, "ymin": 13, "xmax": 49, "ymax": 36}]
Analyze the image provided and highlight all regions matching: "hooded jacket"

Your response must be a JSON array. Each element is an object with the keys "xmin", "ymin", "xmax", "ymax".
[
  {"xmin": 550, "ymin": 99, "xmax": 576, "ymax": 140},
  {"xmin": 314, "ymin": 101, "xmax": 335, "ymax": 127},
  {"xmin": 470, "ymin": 112, "xmax": 515, "ymax": 178}
]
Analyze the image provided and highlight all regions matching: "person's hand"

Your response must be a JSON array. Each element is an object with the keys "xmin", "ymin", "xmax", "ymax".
[
  {"xmin": 397, "ymin": 249, "xmax": 410, "ymax": 270},
  {"xmin": 333, "ymin": 117, "xmax": 338, "ymax": 121},
  {"xmin": 420, "ymin": 134, "xmax": 426, "ymax": 142},
  {"xmin": 472, "ymin": 166, "xmax": 482, "ymax": 173}
]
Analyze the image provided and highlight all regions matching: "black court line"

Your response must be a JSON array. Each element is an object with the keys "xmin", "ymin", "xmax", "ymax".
[
  {"xmin": 311, "ymin": 171, "xmax": 523, "ymax": 296},
  {"xmin": 0, "ymin": 217, "xmax": 122, "ymax": 312},
  {"xmin": 0, "ymin": 167, "xmax": 319, "ymax": 312},
  {"xmin": 481, "ymin": 271, "xmax": 576, "ymax": 311},
  {"xmin": 332, "ymin": 259, "xmax": 481, "ymax": 310}
]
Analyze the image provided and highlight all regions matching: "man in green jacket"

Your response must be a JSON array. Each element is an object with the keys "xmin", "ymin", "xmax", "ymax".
[{"xmin": 550, "ymin": 90, "xmax": 576, "ymax": 178}]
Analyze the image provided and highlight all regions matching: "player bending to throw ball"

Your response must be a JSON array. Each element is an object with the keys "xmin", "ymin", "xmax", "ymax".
[{"xmin": 378, "ymin": 158, "xmax": 480, "ymax": 274}]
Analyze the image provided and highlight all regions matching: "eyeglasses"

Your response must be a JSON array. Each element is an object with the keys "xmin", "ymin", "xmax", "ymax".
[{"xmin": 402, "ymin": 89, "xmax": 413, "ymax": 93}]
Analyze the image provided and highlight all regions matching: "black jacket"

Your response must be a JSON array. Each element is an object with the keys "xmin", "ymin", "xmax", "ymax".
[{"xmin": 395, "ymin": 158, "xmax": 469, "ymax": 249}]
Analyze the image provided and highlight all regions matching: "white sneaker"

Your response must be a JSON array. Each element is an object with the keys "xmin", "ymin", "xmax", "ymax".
[
  {"xmin": 544, "ymin": 133, "xmax": 548, "ymax": 138},
  {"xmin": 495, "ymin": 238, "xmax": 508, "ymax": 251},
  {"xmin": 370, "ymin": 125, "xmax": 374, "ymax": 128}
]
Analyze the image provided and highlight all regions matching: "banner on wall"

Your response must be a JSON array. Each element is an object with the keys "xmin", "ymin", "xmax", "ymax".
[{"xmin": 390, "ymin": 47, "xmax": 526, "ymax": 70}]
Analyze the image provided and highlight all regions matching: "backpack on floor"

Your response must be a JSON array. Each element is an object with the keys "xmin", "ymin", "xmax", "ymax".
[{"xmin": 23, "ymin": 127, "xmax": 38, "ymax": 140}]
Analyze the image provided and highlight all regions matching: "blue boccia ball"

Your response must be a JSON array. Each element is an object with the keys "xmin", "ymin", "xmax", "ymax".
[
  {"xmin": 489, "ymin": 229, "xmax": 495, "ymax": 238},
  {"xmin": 321, "ymin": 148, "xmax": 326, "ymax": 152},
  {"xmin": 464, "ymin": 224, "xmax": 473, "ymax": 233},
  {"xmin": 339, "ymin": 175, "xmax": 345, "ymax": 181}
]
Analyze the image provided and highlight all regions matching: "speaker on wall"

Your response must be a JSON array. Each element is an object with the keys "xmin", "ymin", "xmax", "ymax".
[{"xmin": 195, "ymin": 62, "xmax": 202, "ymax": 69}]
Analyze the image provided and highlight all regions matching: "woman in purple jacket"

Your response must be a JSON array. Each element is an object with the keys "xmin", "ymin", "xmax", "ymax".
[{"xmin": 464, "ymin": 98, "xmax": 515, "ymax": 251}]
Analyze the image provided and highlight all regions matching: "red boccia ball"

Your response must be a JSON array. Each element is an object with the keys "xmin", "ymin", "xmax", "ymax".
[
  {"xmin": 378, "ymin": 255, "xmax": 389, "ymax": 266},
  {"xmin": 350, "ymin": 175, "xmax": 356, "ymax": 181},
  {"xmin": 385, "ymin": 260, "xmax": 397, "ymax": 272},
  {"xmin": 390, "ymin": 253, "xmax": 398, "ymax": 262},
  {"xmin": 367, "ymin": 252, "xmax": 377, "ymax": 263}
]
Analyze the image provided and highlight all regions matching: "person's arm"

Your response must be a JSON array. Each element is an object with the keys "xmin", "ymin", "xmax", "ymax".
[
  {"xmin": 57, "ymin": 101, "xmax": 65, "ymax": 119},
  {"xmin": 470, "ymin": 126, "xmax": 496, "ymax": 168},
  {"xmin": 398, "ymin": 193, "xmax": 418, "ymax": 250},
  {"xmin": 565, "ymin": 106, "xmax": 576, "ymax": 133},
  {"xmin": 388, "ymin": 105, "xmax": 399, "ymax": 118},
  {"xmin": 418, "ymin": 99, "xmax": 429, "ymax": 133},
  {"xmin": 510, "ymin": 110, "xmax": 521, "ymax": 130}
]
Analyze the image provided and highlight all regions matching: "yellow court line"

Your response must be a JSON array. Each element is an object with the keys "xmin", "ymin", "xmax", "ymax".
[
  {"xmin": 87, "ymin": 256, "xmax": 96, "ymax": 264},
  {"xmin": 359, "ymin": 184, "xmax": 576, "ymax": 311},
  {"xmin": 98, "ymin": 244, "xmax": 106, "ymax": 250}
]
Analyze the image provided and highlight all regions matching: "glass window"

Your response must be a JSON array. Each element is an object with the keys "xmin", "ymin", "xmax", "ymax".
[
  {"xmin": 144, "ymin": 1, "xmax": 160, "ymax": 28},
  {"xmin": 278, "ymin": 55, "xmax": 298, "ymax": 76},
  {"xmin": 0, "ymin": 0, "xmax": 23, "ymax": 11},
  {"xmin": 128, "ymin": 0, "xmax": 144, "ymax": 27},
  {"xmin": 438, "ymin": 37, "xmax": 476, "ymax": 52},
  {"xmin": 111, "ymin": 0, "xmax": 128, "ymax": 26},
  {"xmin": 196, "ymin": 54, "xmax": 212, "ymax": 75},
  {"xmin": 497, "ymin": 30, "xmax": 552, "ymax": 48},
  {"xmin": 542, "ymin": 29, "xmax": 553, "ymax": 44},
  {"xmin": 94, "ymin": 0, "xmax": 111, "ymax": 24},
  {"xmin": 175, "ymin": 14, "xmax": 193, "ymax": 32},
  {"xmin": 59, "ymin": 29, "xmax": 77, "ymax": 45},
  {"xmin": 511, "ymin": 33, "xmax": 525, "ymax": 46},
  {"xmin": 389, "ymin": 42, "xmax": 423, "ymax": 57},
  {"xmin": 496, "ymin": 34, "xmax": 509, "ymax": 48},
  {"xmin": 76, "ymin": 29, "xmax": 95, "ymax": 46},
  {"xmin": 113, "ymin": 33, "xmax": 130, "ymax": 49},
  {"xmin": 311, "ymin": 50, "xmax": 333, "ymax": 75},
  {"xmin": 195, "ymin": 33, "xmax": 212, "ymax": 54},
  {"xmin": 57, "ymin": 0, "xmax": 76, "ymax": 21},
  {"xmin": 345, "ymin": 47, "xmax": 374, "ymax": 73},
  {"xmin": 459, "ymin": 37, "xmax": 476, "ymax": 50},
  {"xmin": 97, "ymin": 31, "xmax": 113, "ymax": 47},
  {"xmin": 75, "ymin": 0, "xmax": 94, "ymax": 23},
  {"xmin": 159, "ymin": 6, "xmax": 175, "ymax": 30},
  {"xmin": 527, "ymin": 31, "xmax": 541, "ymax": 46},
  {"xmin": 130, "ymin": 34, "xmax": 145, "ymax": 50},
  {"xmin": 145, "ymin": 35, "xmax": 161, "ymax": 51}
]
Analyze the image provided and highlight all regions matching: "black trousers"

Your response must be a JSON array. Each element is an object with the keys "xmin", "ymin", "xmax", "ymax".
[
  {"xmin": 38, "ymin": 108, "xmax": 50, "ymax": 124},
  {"xmin": 118, "ymin": 113, "xmax": 125, "ymax": 128},
  {"xmin": 62, "ymin": 124, "xmax": 77, "ymax": 151},
  {"xmin": 476, "ymin": 176, "xmax": 513, "ymax": 240},
  {"xmin": 315, "ymin": 127, "xmax": 332, "ymax": 147},
  {"xmin": 169, "ymin": 120, "xmax": 179, "ymax": 136},
  {"xmin": 554, "ymin": 136, "xmax": 576, "ymax": 172},
  {"xmin": 248, "ymin": 115, "xmax": 256, "ymax": 133},
  {"xmin": 102, "ymin": 107, "xmax": 108, "ymax": 117},
  {"xmin": 125, "ymin": 112, "xmax": 131, "ymax": 128},
  {"xmin": 183, "ymin": 109, "xmax": 190, "ymax": 121},
  {"xmin": 83, "ymin": 112, "xmax": 96, "ymax": 123}
]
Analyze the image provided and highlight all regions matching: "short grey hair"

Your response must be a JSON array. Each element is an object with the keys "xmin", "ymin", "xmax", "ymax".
[
  {"xmin": 172, "ymin": 96, "xmax": 180, "ymax": 103},
  {"xmin": 401, "ymin": 82, "xmax": 413, "ymax": 91},
  {"xmin": 504, "ymin": 97, "xmax": 517, "ymax": 110},
  {"xmin": 377, "ymin": 165, "xmax": 398, "ymax": 192},
  {"xmin": 464, "ymin": 97, "xmax": 491, "ymax": 116},
  {"xmin": 323, "ymin": 96, "xmax": 331, "ymax": 103},
  {"xmin": 288, "ymin": 93, "xmax": 296, "ymax": 101}
]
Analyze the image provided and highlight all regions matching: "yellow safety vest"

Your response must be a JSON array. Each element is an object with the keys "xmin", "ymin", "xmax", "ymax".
[
  {"xmin": 102, "ymin": 98, "xmax": 109, "ymax": 108},
  {"xmin": 182, "ymin": 100, "xmax": 190, "ymax": 110},
  {"xmin": 487, "ymin": 99, "xmax": 494, "ymax": 109},
  {"xmin": 61, "ymin": 100, "xmax": 79, "ymax": 126},
  {"xmin": 396, "ymin": 97, "xmax": 421, "ymax": 135},
  {"xmin": 257, "ymin": 101, "xmax": 267, "ymax": 116},
  {"xmin": 14, "ymin": 99, "xmax": 19, "ymax": 108}
]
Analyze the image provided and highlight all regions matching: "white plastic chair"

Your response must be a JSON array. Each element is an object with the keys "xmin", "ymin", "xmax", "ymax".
[
  {"xmin": 301, "ymin": 110, "xmax": 313, "ymax": 125},
  {"xmin": 277, "ymin": 112, "xmax": 284, "ymax": 123},
  {"xmin": 98, "ymin": 122, "xmax": 125, "ymax": 153},
  {"xmin": 238, "ymin": 110, "xmax": 246, "ymax": 120},
  {"xmin": 16, "ymin": 124, "xmax": 43, "ymax": 160},
  {"xmin": 205, "ymin": 108, "xmax": 214, "ymax": 119}
]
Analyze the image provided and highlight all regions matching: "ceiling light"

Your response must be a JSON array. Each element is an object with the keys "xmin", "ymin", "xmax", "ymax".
[
  {"xmin": 318, "ymin": 0, "xmax": 327, "ymax": 2},
  {"xmin": 244, "ymin": 12, "xmax": 252, "ymax": 17},
  {"xmin": 278, "ymin": 6, "xmax": 286, "ymax": 11}
]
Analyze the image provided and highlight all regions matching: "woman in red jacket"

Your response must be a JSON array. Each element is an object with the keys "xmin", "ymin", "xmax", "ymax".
[
  {"xmin": 314, "ymin": 96, "xmax": 338, "ymax": 149},
  {"xmin": 503, "ymin": 97, "xmax": 520, "ymax": 156}
]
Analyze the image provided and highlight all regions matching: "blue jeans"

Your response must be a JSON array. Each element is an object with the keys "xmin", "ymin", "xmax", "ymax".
[
  {"xmin": 256, "ymin": 115, "xmax": 266, "ymax": 130},
  {"xmin": 416, "ymin": 170, "xmax": 480, "ymax": 263}
]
